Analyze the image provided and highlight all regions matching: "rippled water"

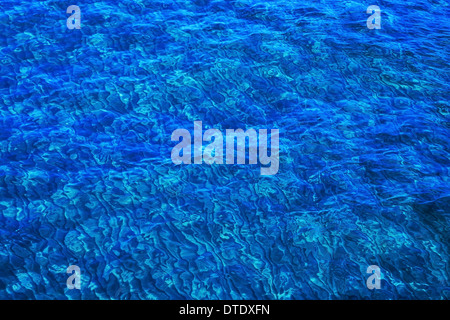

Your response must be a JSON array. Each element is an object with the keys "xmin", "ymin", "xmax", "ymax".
[{"xmin": 0, "ymin": 0, "xmax": 449, "ymax": 299}]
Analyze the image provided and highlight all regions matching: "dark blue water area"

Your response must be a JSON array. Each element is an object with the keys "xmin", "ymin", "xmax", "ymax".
[{"xmin": 0, "ymin": 0, "xmax": 449, "ymax": 299}]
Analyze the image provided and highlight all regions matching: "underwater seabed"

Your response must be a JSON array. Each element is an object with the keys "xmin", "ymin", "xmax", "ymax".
[{"xmin": 0, "ymin": 0, "xmax": 448, "ymax": 299}]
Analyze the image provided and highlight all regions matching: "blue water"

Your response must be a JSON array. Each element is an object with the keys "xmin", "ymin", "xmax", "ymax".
[{"xmin": 0, "ymin": 0, "xmax": 449, "ymax": 300}]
